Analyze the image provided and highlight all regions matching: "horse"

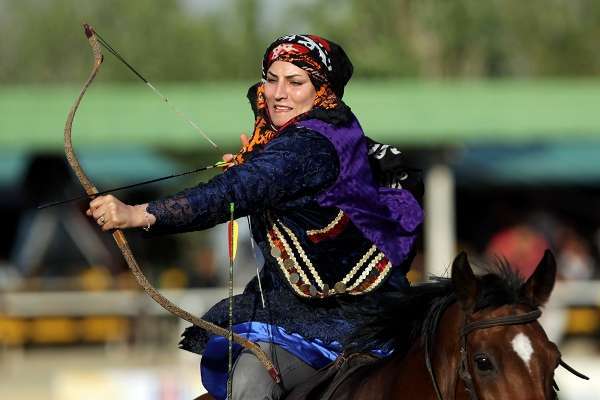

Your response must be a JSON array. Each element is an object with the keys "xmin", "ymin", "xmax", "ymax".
[{"xmin": 197, "ymin": 250, "xmax": 587, "ymax": 399}]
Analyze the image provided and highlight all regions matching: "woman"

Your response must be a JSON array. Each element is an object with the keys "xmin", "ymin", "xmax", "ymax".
[{"xmin": 87, "ymin": 34, "xmax": 423, "ymax": 400}]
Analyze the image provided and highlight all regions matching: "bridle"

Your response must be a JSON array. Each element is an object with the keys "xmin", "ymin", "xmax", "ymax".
[
  {"xmin": 424, "ymin": 298, "xmax": 588, "ymax": 400},
  {"xmin": 457, "ymin": 308, "xmax": 542, "ymax": 400}
]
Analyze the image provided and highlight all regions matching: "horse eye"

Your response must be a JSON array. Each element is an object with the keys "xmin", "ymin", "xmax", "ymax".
[{"xmin": 474, "ymin": 353, "xmax": 495, "ymax": 372}]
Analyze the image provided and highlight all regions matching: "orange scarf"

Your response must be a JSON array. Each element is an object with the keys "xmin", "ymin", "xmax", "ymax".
[{"xmin": 234, "ymin": 82, "xmax": 339, "ymax": 164}]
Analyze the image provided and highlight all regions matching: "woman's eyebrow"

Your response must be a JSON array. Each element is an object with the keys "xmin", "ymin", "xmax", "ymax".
[{"xmin": 267, "ymin": 71, "xmax": 305, "ymax": 79}]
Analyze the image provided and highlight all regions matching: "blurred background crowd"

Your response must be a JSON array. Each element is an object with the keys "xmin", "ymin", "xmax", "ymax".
[{"xmin": 1, "ymin": 0, "xmax": 599, "ymax": 399}]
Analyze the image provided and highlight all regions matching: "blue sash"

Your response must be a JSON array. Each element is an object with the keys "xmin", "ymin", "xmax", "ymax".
[{"xmin": 201, "ymin": 322, "xmax": 343, "ymax": 400}]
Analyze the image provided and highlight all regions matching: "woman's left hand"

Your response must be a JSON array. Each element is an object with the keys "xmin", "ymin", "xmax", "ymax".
[
  {"xmin": 221, "ymin": 133, "xmax": 250, "ymax": 169},
  {"xmin": 86, "ymin": 195, "xmax": 146, "ymax": 231}
]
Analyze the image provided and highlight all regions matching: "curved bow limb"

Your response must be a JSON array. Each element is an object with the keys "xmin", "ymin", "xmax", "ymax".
[{"xmin": 64, "ymin": 23, "xmax": 280, "ymax": 383}]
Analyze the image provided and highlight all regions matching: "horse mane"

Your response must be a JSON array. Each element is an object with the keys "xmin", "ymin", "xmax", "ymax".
[{"xmin": 344, "ymin": 259, "xmax": 531, "ymax": 356}]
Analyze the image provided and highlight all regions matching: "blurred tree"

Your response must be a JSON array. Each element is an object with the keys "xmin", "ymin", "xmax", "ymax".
[
  {"xmin": 0, "ymin": 0, "xmax": 262, "ymax": 82},
  {"xmin": 294, "ymin": 0, "xmax": 600, "ymax": 78},
  {"xmin": 0, "ymin": 0, "xmax": 598, "ymax": 83}
]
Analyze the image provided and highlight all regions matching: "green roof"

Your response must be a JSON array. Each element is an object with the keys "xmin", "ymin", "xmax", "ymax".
[{"xmin": 1, "ymin": 79, "xmax": 599, "ymax": 151}]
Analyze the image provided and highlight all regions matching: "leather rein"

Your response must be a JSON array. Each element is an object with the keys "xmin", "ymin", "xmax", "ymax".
[{"xmin": 425, "ymin": 299, "xmax": 589, "ymax": 400}]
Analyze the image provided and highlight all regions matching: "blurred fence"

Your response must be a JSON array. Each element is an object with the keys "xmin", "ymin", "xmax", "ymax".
[
  {"xmin": 1, "ymin": 282, "xmax": 599, "ymax": 347},
  {"xmin": 1, "ymin": 284, "xmax": 599, "ymax": 398}
]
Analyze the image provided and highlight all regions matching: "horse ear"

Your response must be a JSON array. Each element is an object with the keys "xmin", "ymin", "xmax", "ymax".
[
  {"xmin": 452, "ymin": 252, "xmax": 479, "ymax": 312},
  {"xmin": 521, "ymin": 250, "xmax": 556, "ymax": 307}
]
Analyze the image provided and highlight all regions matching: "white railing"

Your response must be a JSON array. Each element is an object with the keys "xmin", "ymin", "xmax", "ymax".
[
  {"xmin": 1, "ymin": 281, "xmax": 598, "ymax": 317},
  {"xmin": 0, "ymin": 287, "xmax": 243, "ymax": 317}
]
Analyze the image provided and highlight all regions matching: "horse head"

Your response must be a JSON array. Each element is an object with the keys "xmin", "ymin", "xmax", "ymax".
[
  {"xmin": 253, "ymin": 251, "xmax": 587, "ymax": 400},
  {"xmin": 449, "ymin": 250, "xmax": 559, "ymax": 400}
]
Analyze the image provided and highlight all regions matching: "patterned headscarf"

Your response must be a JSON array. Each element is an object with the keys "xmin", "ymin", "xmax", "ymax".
[{"xmin": 234, "ymin": 34, "xmax": 353, "ymax": 164}]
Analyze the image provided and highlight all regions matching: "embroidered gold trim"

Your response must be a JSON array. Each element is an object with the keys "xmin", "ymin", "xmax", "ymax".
[
  {"xmin": 306, "ymin": 209, "xmax": 346, "ymax": 237},
  {"xmin": 267, "ymin": 219, "xmax": 393, "ymax": 298},
  {"xmin": 341, "ymin": 245, "xmax": 377, "ymax": 285},
  {"xmin": 278, "ymin": 221, "xmax": 325, "ymax": 290},
  {"xmin": 347, "ymin": 252, "xmax": 385, "ymax": 291},
  {"xmin": 349, "ymin": 259, "xmax": 392, "ymax": 295},
  {"xmin": 267, "ymin": 226, "xmax": 313, "ymax": 298}
]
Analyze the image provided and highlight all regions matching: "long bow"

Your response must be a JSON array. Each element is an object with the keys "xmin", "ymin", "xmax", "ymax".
[{"xmin": 64, "ymin": 23, "xmax": 280, "ymax": 383}]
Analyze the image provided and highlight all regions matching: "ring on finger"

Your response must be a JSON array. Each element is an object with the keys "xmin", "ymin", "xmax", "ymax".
[{"xmin": 98, "ymin": 215, "xmax": 106, "ymax": 225}]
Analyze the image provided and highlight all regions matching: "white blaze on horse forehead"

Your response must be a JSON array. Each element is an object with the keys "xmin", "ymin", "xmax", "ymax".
[{"xmin": 511, "ymin": 333, "xmax": 534, "ymax": 370}]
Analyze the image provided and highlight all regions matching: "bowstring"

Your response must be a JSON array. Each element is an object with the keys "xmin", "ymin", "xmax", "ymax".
[
  {"xmin": 94, "ymin": 30, "xmax": 220, "ymax": 150},
  {"xmin": 247, "ymin": 216, "xmax": 267, "ymax": 309},
  {"xmin": 247, "ymin": 214, "xmax": 280, "ymax": 388}
]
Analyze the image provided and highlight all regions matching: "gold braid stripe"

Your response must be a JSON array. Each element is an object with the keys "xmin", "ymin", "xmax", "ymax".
[
  {"xmin": 64, "ymin": 23, "xmax": 280, "ymax": 384},
  {"xmin": 306, "ymin": 209, "xmax": 346, "ymax": 237}
]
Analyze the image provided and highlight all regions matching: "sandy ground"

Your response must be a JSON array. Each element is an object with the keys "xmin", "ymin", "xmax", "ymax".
[
  {"xmin": 0, "ymin": 346, "xmax": 206, "ymax": 400},
  {"xmin": 0, "ymin": 343, "xmax": 598, "ymax": 400}
]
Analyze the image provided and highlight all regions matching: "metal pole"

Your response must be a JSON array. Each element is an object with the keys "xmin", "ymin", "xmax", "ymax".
[{"xmin": 424, "ymin": 164, "xmax": 456, "ymax": 278}]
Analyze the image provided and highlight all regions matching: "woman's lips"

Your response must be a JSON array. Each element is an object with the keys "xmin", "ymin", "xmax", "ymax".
[{"xmin": 273, "ymin": 105, "xmax": 293, "ymax": 112}]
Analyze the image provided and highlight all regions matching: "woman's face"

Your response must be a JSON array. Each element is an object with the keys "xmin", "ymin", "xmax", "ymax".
[{"xmin": 264, "ymin": 61, "xmax": 317, "ymax": 128}]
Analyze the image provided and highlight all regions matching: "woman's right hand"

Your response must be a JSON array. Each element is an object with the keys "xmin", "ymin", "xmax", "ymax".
[{"xmin": 222, "ymin": 133, "xmax": 250, "ymax": 169}]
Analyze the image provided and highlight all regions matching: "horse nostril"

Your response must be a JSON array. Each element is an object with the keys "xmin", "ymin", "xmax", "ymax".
[{"xmin": 474, "ymin": 353, "xmax": 495, "ymax": 372}]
